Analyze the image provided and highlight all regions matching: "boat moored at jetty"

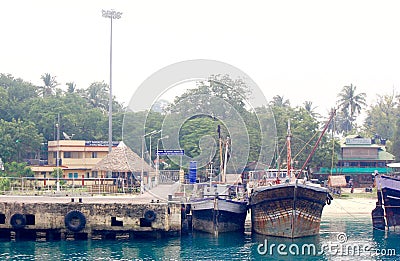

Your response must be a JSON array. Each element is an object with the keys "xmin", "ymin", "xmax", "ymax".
[{"xmin": 249, "ymin": 111, "xmax": 335, "ymax": 238}]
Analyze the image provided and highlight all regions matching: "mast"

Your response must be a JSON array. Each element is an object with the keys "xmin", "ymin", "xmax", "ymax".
[
  {"xmin": 218, "ymin": 125, "xmax": 223, "ymax": 182},
  {"xmin": 222, "ymin": 137, "xmax": 230, "ymax": 183},
  {"xmin": 287, "ymin": 119, "xmax": 292, "ymax": 179},
  {"xmin": 297, "ymin": 109, "xmax": 336, "ymax": 179}
]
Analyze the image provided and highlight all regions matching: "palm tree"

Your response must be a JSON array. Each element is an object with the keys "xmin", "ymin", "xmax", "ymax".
[
  {"xmin": 86, "ymin": 81, "xmax": 109, "ymax": 112},
  {"xmin": 66, "ymin": 82, "xmax": 76, "ymax": 93},
  {"xmin": 269, "ymin": 95, "xmax": 290, "ymax": 107},
  {"xmin": 39, "ymin": 73, "xmax": 59, "ymax": 97},
  {"xmin": 336, "ymin": 84, "xmax": 367, "ymax": 133},
  {"xmin": 303, "ymin": 101, "xmax": 320, "ymax": 119}
]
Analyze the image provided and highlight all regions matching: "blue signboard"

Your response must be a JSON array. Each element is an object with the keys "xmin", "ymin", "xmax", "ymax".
[
  {"xmin": 156, "ymin": 149, "xmax": 184, "ymax": 156},
  {"xmin": 189, "ymin": 161, "xmax": 197, "ymax": 184}
]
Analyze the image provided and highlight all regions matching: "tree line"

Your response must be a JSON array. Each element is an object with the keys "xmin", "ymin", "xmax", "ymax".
[
  {"xmin": 0, "ymin": 73, "xmax": 125, "ymax": 164},
  {"xmin": 0, "ymin": 72, "xmax": 399, "ymax": 177}
]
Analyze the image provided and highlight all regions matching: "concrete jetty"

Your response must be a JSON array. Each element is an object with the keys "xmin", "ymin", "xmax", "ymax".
[{"xmin": 0, "ymin": 184, "xmax": 184, "ymax": 240}]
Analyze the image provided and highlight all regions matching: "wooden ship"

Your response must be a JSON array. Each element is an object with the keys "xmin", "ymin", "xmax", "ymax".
[
  {"xmin": 190, "ymin": 182, "xmax": 248, "ymax": 235},
  {"xmin": 372, "ymin": 173, "xmax": 400, "ymax": 230},
  {"xmin": 249, "ymin": 111, "xmax": 335, "ymax": 238},
  {"xmin": 190, "ymin": 132, "xmax": 248, "ymax": 235}
]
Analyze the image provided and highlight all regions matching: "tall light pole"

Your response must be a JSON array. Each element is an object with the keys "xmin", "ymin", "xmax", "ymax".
[
  {"xmin": 56, "ymin": 113, "xmax": 60, "ymax": 192},
  {"xmin": 102, "ymin": 9, "xmax": 122, "ymax": 154},
  {"xmin": 156, "ymin": 135, "xmax": 169, "ymax": 186},
  {"xmin": 141, "ymin": 130, "xmax": 159, "ymax": 193},
  {"xmin": 149, "ymin": 130, "xmax": 161, "ymax": 166}
]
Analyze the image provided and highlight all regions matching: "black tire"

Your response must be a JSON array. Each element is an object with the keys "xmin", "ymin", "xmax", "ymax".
[
  {"xmin": 144, "ymin": 210, "xmax": 156, "ymax": 222},
  {"xmin": 326, "ymin": 197, "xmax": 331, "ymax": 205},
  {"xmin": 64, "ymin": 210, "xmax": 86, "ymax": 232},
  {"xmin": 10, "ymin": 213, "xmax": 26, "ymax": 229}
]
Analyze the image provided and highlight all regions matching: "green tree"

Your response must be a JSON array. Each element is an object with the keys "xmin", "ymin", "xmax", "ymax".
[
  {"xmin": 0, "ymin": 177, "xmax": 10, "ymax": 191},
  {"xmin": 4, "ymin": 161, "xmax": 34, "ymax": 177},
  {"xmin": 0, "ymin": 119, "xmax": 43, "ymax": 162},
  {"xmin": 364, "ymin": 93, "xmax": 399, "ymax": 143},
  {"xmin": 269, "ymin": 95, "xmax": 290, "ymax": 108},
  {"xmin": 0, "ymin": 74, "xmax": 38, "ymax": 121},
  {"xmin": 40, "ymin": 73, "xmax": 59, "ymax": 97},
  {"xmin": 392, "ymin": 117, "xmax": 400, "ymax": 160},
  {"xmin": 86, "ymin": 81, "xmax": 109, "ymax": 112},
  {"xmin": 66, "ymin": 82, "xmax": 76, "ymax": 93},
  {"xmin": 168, "ymin": 74, "xmax": 251, "ymax": 117},
  {"xmin": 303, "ymin": 101, "xmax": 320, "ymax": 119},
  {"xmin": 336, "ymin": 84, "xmax": 367, "ymax": 134}
]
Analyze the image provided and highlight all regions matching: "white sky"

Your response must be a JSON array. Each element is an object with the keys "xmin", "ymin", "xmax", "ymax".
[{"xmin": 1, "ymin": 0, "xmax": 400, "ymax": 119}]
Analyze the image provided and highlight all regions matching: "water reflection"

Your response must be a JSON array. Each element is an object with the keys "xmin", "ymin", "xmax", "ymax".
[{"xmin": 0, "ymin": 216, "xmax": 399, "ymax": 260}]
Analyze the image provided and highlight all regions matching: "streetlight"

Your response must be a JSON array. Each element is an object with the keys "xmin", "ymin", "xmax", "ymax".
[
  {"xmin": 102, "ymin": 9, "xmax": 122, "ymax": 154},
  {"xmin": 156, "ymin": 135, "xmax": 169, "ymax": 186},
  {"xmin": 140, "ymin": 130, "xmax": 160, "ymax": 193},
  {"xmin": 148, "ymin": 130, "xmax": 161, "ymax": 166},
  {"xmin": 147, "ymin": 130, "xmax": 162, "ymax": 189}
]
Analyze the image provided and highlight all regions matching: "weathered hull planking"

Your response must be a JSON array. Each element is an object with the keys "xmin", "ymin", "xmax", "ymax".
[
  {"xmin": 373, "ymin": 175, "xmax": 400, "ymax": 229},
  {"xmin": 249, "ymin": 183, "xmax": 328, "ymax": 238},
  {"xmin": 191, "ymin": 197, "xmax": 248, "ymax": 234}
]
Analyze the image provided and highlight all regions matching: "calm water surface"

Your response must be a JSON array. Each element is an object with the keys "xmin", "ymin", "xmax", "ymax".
[{"xmin": 1, "ymin": 215, "xmax": 399, "ymax": 261}]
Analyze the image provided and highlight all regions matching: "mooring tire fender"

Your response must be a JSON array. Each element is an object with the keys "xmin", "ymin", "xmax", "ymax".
[
  {"xmin": 10, "ymin": 213, "xmax": 26, "ymax": 229},
  {"xmin": 326, "ymin": 197, "xmax": 331, "ymax": 205},
  {"xmin": 64, "ymin": 210, "xmax": 86, "ymax": 232},
  {"xmin": 144, "ymin": 209, "xmax": 156, "ymax": 222}
]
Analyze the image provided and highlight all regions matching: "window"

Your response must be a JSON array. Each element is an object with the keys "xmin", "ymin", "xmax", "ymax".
[
  {"xmin": 92, "ymin": 152, "xmax": 98, "ymax": 158},
  {"xmin": 92, "ymin": 171, "xmax": 98, "ymax": 178},
  {"xmin": 64, "ymin": 152, "xmax": 72, "ymax": 158},
  {"xmin": 68, "ymin": 173, "xmax": 78, "ymax": 178}
]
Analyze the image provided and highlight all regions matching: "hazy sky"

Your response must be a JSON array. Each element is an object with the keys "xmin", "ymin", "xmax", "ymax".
[{"xmin": 2, "ymin": 0, "xmax": 400, "ymax": 119}]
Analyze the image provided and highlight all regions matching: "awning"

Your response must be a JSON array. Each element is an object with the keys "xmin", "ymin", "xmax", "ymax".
[{"xmin": 387, "ymin": 162, "xmax": 400, "ymax": 168}]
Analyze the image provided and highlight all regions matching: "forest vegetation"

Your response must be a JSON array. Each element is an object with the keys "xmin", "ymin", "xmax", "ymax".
[{"xmin": 0, "ymin": 73, "xmax": 399, "ymax": 177}]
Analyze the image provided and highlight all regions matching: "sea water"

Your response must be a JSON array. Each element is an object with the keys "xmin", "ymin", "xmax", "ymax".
[{"xmin": 0, "ymin": 215, "xmax": 399, "ymax": 261}]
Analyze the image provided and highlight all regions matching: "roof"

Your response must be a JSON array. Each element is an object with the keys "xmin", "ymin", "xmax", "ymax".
[
  {"xmin": 327, "ymin": 175, "xmax": 347, "ymax": 187},
  {"xmin": 388, "ymin": 162, "xmax": 400, "ymax": 168},
  {"xmin": 378, "ymin": 150, "xmax": 396, "ymax": 161},
  {"xmin": 92, "ymin": 141, "xmax": 154, "ymax": 172}
]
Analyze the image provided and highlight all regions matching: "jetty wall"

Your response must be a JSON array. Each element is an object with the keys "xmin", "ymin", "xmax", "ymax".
[{"xmin": 0, "ymin": 198, "xmax": 182, "ymax": 240}]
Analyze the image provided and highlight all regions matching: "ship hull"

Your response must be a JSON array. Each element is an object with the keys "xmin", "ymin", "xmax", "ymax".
[
  {"xmin": 191, "ymin": 197, "xmax": 248, "ymax": 234},
  {"xmin": 249, "ymin": 183, "xmax": 329, "ymax": 238},
  {"xmin": 373, "ymin": 175, "xmax": 400, "ymax": 229}
]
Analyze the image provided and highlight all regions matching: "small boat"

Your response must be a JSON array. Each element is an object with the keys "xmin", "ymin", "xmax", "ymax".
[
  {"xmin": 248, "ymin": 111, "xmax": 335, "ymax": 238},
  {"xmin": 189, "ymin": 134, "xmax": 248, "ymax": 235},
  {"xmin": 190, "ymin": 183, "xmax": 248, "ymax": 235},
  {"xmin": 372, "ymin": 174, "xmax": 400, "ymax": 230}
]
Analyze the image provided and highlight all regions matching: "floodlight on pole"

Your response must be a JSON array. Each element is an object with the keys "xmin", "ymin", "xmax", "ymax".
[{"xmin": 102, "ymin": 9, "xmax": 122, "ymax": 154}]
